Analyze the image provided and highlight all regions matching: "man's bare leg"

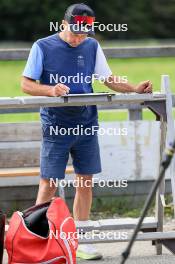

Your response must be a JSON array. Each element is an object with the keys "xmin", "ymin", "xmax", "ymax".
[
  {"xmin": 36, "ymin": 175, "xmax": 92, "ymax": 213},
  {"xmin": 36, "ymin": 178, "xmax": 57, "ymax": 205},
  {"xmin": 73, "ymin": 174, "xmax": 93, "ymax": 220},
  {"xmin": 74, "ymin": 174, "xmax": 102, "ymax": 259}
]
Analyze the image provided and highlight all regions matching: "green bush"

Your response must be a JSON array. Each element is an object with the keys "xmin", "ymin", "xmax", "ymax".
[{"xmin": 1, "ymin": 0, "xmax": 175, "ymax": 41}]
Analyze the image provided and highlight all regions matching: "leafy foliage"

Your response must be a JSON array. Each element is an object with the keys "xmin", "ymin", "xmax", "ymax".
[{"xmin": 0, "ymin": 0, "xmax": 175, "ymax": 40}]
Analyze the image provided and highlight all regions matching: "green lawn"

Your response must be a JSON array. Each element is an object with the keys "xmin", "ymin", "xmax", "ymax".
[{"xmin": 0, "ymin": 57, "xmax": 175, "ymax": 122}]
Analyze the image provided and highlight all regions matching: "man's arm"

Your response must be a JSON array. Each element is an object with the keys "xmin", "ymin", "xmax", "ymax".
[
  {"xmin": 104, "ymin": 75, "xmax": 152, "ymax": 94},
  {"xmin": 94, "ymin": 43, "xmax": 152, "ymax": 94},
  {"xmin": 21, "ymin": 77, "xmax": 70, "ymax": 97},
  {"xmin": 21, "ymin": 42, "xmax": 70, "ymax": 97}
]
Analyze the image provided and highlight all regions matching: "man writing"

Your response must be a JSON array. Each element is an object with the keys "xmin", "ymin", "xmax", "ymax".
[{"xmin": 21, "ymin": 3, "xmax": 152, "ymax": 260}]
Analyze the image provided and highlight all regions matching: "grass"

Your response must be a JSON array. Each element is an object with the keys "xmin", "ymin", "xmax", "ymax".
[
  {"xmin": 0, "ymin": 57, "xmax": 175, "ymax": 122},
  {"xmin": 90, "ymin": 194, "xmax": 174, "ymax": 219},
  {"xmin": 1, "ymin": 38, "xmax": 175, "ymax": 48}
]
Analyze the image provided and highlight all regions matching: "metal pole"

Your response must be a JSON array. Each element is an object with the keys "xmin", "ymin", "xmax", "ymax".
[{"xmin": 121, "ymin": 141, "xmax": 175, "ymax": 264}]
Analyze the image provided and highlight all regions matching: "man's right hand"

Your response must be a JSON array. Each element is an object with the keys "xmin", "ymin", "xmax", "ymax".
[
  {"xmin": 21, "ymin": 77, "xmax": 70, "ymax": 97},
  {"xmin": 50, "ymin": 83, "xmax": 70, "ymax": 97}
]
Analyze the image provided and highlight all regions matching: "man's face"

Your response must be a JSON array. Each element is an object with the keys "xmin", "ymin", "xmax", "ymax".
[{"xmin": 62, "ymin": 20, "xmax": 88, "ymax": 47}]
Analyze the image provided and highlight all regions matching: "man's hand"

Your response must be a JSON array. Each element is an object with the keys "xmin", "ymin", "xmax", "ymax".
[
  {"xmin": 104, "ymin": 75, "xmax": 153, "ymax": 94},
  {"xmin": 21, "ymin": 77, "xmax": 70, "ymax": 97},
  {"xmin": 135, "ymin": 80, "xmax": 152, "ymax": 94},
  {"xmin": 50, "ymin": 83, "xmax": 70, "ymax": 97}
]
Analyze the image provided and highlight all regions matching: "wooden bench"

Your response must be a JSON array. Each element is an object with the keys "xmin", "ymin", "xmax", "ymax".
[
  {"xmin": 0, "ymin": 122, "xmax": 74, "ymax": 179},
  {"xmin": 0, "ymin": 166, "xmax": 74, "ymax": 177}
]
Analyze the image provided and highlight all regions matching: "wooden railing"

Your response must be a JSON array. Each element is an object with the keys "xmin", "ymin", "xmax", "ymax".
[
  {"xmin": 0, "ymin": 93, "xmax": 174, "ymax": 121},
  {"xmin": 1, "ymin": 46, "xmax": 175, "ymax": 60}
]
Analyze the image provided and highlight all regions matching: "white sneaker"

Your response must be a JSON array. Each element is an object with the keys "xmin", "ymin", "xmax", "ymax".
[{"xmin": 76, "ymin": 244, "xmax": 103, "ymax": 260}]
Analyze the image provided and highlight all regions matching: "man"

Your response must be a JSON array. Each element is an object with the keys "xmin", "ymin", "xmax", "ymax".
[{"xmin": 21, "ymin": 3, "xmax": 152, "ymax": 260}]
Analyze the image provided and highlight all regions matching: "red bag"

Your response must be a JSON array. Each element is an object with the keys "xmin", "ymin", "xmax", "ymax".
[
  {"xmin": 0, "ymin": 210, "xmax": 5, "ymax": 264},
  {"xmin": 5, "ymin": 198, "xmax": 78, "ymax": 264}
]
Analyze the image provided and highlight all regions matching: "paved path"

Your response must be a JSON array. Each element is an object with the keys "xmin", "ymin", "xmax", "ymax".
[
  {"xmin": 78, "ymin": 255, "xmax": 175, "ymax": 264},
  {"xmin": 76, "ymin": 240, "xmax": 175, "ymax": 263},
  {"xmin": 3, "ymin": 241, "xmax": 175, "ymax": 264},
  {"xmin": 3, "ymin": 220, "xmax": 175, "ymax": 263}
]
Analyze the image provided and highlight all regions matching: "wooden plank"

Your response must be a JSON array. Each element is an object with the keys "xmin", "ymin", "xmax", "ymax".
[
  {"xmin": 78, "ymin": 231, "xmax": 175, "ymax": 244},
  {"xmin": 155, "ymin": 76, "xmax": 168, "ymax": 255},
  {"xmin": 0, "ymin": 141, "xmax": 72, "ymax": 168},
  {"xmin": 0, "ymin": 97, "xmax": 21, "ymax": 108},
  {"xmin": 0, "ymin": 93, "xmax": 174, "ymax": 115},
  {"xmin": 0, "ymin": 122, "xmax": 41, "ymax": 142},
  {"xmin": 161, "ymin": 75, "xmax": 175, "ymax": 214},
  {"xmin": 0, "ymin": 165, "xmax": 74, "ymax": 177},
  {"xmin": 76, "ymin": 217, "xmax": 157, "ymax": 231},
  {"xmin": 128, "ymin": 109, "xmax": 142, "ymax": 120},
  {"xmin": 156, "ymin": 119, "xmax": 166, "ymax": 254},
  {"xmin": 97, "ymin": 121, "xmax": 161, "ymax": 181},
  {"xmin": 17, "ymin": 93, "xmax": 165, "ymax": 107},
  {"xmin": 0, "ymin": 49, "xmax": 29, "ymax": 60},
  {"xmin": 0, "ymin": 141, "xmax": 40, "ymax": 168},
  {"xmin": 103, "ymin": 46, "xmax": 175, "ymax": 58},
  {"xmin": 1, "ymin": 47, "xmax": 175, "ymax": 60},
  {"xmin": 0, "ymin": 93, "xmax": 166, "ymax": 109},
  {"xmin": 0, "ymin": 104, "xmax": 144, "ymax": 114},
  {"xmin": 0, "ymin": 167, "xmax": 40, "ymax": 177},
  {"xmin": 0, "ymin": 107, "xmax": 39, "ymax": 114}
]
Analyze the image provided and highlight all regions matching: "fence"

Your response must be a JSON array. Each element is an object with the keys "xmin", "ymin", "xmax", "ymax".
[
  {"xmin": 1, "ymin": 46, "xmax": 175, "ymax": 120},
  {"xmin": 0, "ymin": 95, "xmax": 175, "ymax": 121},
  {"xmin": 1, "ymin": 46, "xmax": 175, "ymax": 60}
]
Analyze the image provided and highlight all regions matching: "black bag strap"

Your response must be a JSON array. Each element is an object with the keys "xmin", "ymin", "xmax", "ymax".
[{"xmin": 22, "ymin": 201, "xmax": 50, "ymax": 217}]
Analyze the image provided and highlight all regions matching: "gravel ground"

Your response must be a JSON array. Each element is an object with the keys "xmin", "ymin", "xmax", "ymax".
[
  {"xmin": 3, "ymin": 241, "xmax": 175, "ymax": 264},
  {"xmin": 3, "ymin": 219, "xmax": 175, "ymax": 264}
]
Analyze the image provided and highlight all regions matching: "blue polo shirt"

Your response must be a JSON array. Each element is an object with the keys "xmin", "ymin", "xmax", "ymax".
[{"xmin": 23, "ymin": 33, "xmax": 112, "ymax": 127}]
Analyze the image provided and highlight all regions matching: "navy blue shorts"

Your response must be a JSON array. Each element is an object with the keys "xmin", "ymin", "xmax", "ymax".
[{"xmin": 40, "ymin": 124, "xmax": 102, "ymax": 179}]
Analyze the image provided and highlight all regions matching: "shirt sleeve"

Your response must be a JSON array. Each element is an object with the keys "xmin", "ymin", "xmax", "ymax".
[
  {"xmin": 22, "ymin": 42, "xmax": 43, "ymax": 80},
  {"xmin": 94, "ymin": 43, "xmax": 112, "ymax": 80}
]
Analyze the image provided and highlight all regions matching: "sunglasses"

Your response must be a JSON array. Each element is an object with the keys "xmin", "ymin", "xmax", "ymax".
[{"xmin": 72, "ymin": 15, "xmax": 95, "ymax": 25}]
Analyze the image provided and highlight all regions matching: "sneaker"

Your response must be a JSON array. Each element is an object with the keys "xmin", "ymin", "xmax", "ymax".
[{"xmin": 76, "ymin": 244, "xmax": 103, "ymax": 260}]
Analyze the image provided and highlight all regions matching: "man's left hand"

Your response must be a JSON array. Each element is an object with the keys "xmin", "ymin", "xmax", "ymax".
[{"xmin": 135, "ymin": 80, "xmax": 152, "ymax": 94}]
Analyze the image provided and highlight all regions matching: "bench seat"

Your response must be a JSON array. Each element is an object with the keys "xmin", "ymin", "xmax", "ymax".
[{"xmin": 0, "ymin": 166, "xmax": 74, "ymax": 177}]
